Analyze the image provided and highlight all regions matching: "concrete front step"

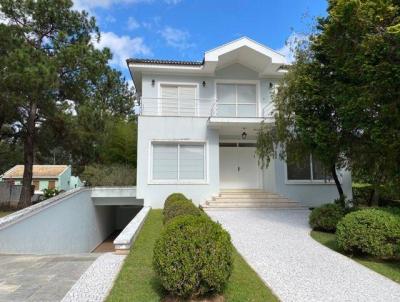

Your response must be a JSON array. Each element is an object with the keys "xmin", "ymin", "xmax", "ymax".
[
  {"xmin": 204, "ymin": 189, "xmax": 303, "ymax": 209},
  {"xmin": 213, "ymin": 194, "xmax": 287, "ymax": 200},
  {"xmin": 204, "ymin": 207, "xmax": 307, "ymax": 210},
  {"xmin": 220, "ymin": 189, "xmax": 264, "ymax": 193},
  {"xmin": 217, "ymin": 193, "xmax": 283, "ymax": 198},
  {"xmin": 204, "ymin": 202, "xmax": 303, "ymax": 209},
  {"xmin": 213, "ymin": 197, "xmax": 292, "ymax": 203}
]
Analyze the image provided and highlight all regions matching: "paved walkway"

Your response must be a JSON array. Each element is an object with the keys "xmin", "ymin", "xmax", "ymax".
[
  {"xmin": 207, "ymin": 209, "xmax": 400, "ymax": 302},
  {"xmin": 0, "ymin": 254, "xmax": 99, "ymax": 302},
  {"xmin": 62, "ymin": 253, "xmax": 126, "ymax": 302}
]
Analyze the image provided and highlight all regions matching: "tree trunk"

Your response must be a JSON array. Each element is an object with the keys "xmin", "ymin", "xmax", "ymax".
[
  {"xmin": 372, "ymin": 187, "xmax": 380, "ymax": 206},
  {"xmin": 331, "ymin": 165, "xmax": 344, "ymax": 201},
  {"xmin": 0, "ymin": 112, "xmax": 5, "ymax": 139},
  {"xmin": 18, "ymin": 101, "xmax": 37, "ymax": 208}
]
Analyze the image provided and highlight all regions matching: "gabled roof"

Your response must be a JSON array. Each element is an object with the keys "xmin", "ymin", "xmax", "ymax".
[
  {"xmin": 127, "ymin": 36, "xmax": 289, "ymax": 93},
  {"xmin": 2, "ymin": 165, "xmax": 70, "ymax": 179},
  {"xmin": 204, "ymin": 36, "xmax": 287, "ymax": 65}
]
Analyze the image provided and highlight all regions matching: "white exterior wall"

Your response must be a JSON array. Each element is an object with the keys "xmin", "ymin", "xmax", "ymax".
[
  {"xmin": 263, "ymin": 157, "xmax": 353, "ymax": 207},
  {"xmin": 137, "ymin": 116, "xmax": 219, "ymax": 208},
  {"xmin": 137, "ymin": 63, "xmax": 352, "ymax": 208},
  {"xmin": 141, "ymin": 63, "xmax": 277, "ymax": 113}
]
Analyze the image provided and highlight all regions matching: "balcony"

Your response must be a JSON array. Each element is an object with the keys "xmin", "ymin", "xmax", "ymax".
[
  {"xmin": 139, "ymin": 97, "xmax": 276, "ymax": 120},
  {"xmin": 140, "ymin": 97, "xmax": 215, "ymax": 117}
]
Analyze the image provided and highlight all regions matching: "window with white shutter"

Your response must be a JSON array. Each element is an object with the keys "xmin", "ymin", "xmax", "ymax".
[
  {"xmin": 152, "ymin": 144, "xmax": 178, "ymax": 180},
  {"xmin": 152, "ymin": 142, "xmax": 206, "ymax": 182},
  {"xmin": 160, "ymin": 85, "xmax": 178, "ymax": 115},
  {"xmin": 160, "ymin": 85, "xmax": 196, "ymax": 116},
  {"xmin": 179, "ymin": 145, "xmax": 205, "ymax": 180}
]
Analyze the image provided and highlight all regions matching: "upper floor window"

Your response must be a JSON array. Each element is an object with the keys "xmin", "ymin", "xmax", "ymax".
[
  {"xmin": 160, "ymin": 84, "xmax": 197, "ymax": 116},
  {"xmin": 216, "ymin": 83, "xmax": 257, "ymax": 117}
]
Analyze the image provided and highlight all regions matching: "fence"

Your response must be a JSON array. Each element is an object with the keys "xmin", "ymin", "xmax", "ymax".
[{"xmin": 0, "ymin": 182, "xmax": 22, "ymax": 208}]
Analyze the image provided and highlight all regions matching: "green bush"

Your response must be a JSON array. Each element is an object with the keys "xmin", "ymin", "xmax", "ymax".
[
  {"xmin": 309, "ymin": 203, "xmax": 345, "ymax": 232},
  {"xmin": 352, "ymin": 184, "xmax": 400, "ymax": 206},
  {"xmin": 164, "ymin": 193, "xmax": 188, "ymax": 209},
  {"xmin": 336, "ymin": 208, "xmax": 400, "ymax": 259},
  {"xmin": 80, "ymin": 164, "xmax": 136, "ymax": 186},
  {"xmin": 352, "ymin": 185, "xmax": 374, "ymax": 205},
  {"xmin": 163, "ymin": 199, "xmax": 202, "ymax": 224},
  {"xmin": 153, "ymin": 215, "xmax": 233, "ymax": 299},
  {"xmin": 43, "ymin": 188, "xmax": 61, "ymax": 199}
]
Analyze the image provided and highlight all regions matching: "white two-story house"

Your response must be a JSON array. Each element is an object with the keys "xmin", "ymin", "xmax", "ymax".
[{"xmin": 128, "ymin": 37, "xmax": 352, "ymax": 208}]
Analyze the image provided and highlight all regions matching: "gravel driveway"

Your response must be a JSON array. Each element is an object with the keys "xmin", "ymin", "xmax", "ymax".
[{"xmin": 207, "ymin": 209, "xmax": 400, "ymax": 302}]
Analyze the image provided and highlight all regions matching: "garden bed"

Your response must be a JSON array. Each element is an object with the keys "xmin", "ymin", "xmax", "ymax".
[
  {"xmin": 311, "ymin": 230, "xmax": 400, "ymax": 284},
  {"xmin": 107, "ymin": 210, "xmax": 278, "ymax": 302}
]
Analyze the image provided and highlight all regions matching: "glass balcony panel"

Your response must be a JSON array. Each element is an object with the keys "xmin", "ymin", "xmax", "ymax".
[
  {"xmin": 217, "ymin": 104, "xmax": 236, "ymax": 117},
  {"xmin": 237, "ymin": 104, "xmax": 257, "ymax": 117}
]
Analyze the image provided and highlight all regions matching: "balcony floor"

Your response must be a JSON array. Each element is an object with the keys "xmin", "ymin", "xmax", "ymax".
[{"xmin": 207, "ymin": 116, "xmax": 274, "ymax": 135}]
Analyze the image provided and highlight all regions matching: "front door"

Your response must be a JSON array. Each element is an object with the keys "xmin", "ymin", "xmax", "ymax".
[{"xmin": 220, "ymin": 143, "xmax": 261, "ymax": 189}]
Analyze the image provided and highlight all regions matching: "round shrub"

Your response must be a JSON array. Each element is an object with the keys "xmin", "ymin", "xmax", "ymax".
[
  {"xmin": 153, "ymin": 215, "xmax": 233, "ymax": 298},
  {"xmin": 336, "ymin": 208, "xmax": 400, "ymax": 259},
  {"xmin": 164, "ymin": 193, "xmax": 188, "ymax": 208},
  {"xmin": 163, "ymin": 199, "xmax": 202, "ymax": 224},
  {"xmin": 163, "ymin": 193, "xmax": 189, "ymax": 218},
  {"xmin": 309, "ymin": 203, "xmax": 345, "ymax": 232}
]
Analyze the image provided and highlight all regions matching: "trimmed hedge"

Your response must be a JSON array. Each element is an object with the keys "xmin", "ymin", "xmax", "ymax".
[
  {"xmin": 309, "ymin": 203, "xmax": 346, "ymax": 232},
  {"xmin": 163, "ymin": 193, "xmax": 189, "ymax": 221},
  {"xmin": 336, "ymin": 208, "xmax": 400, "ymax": 259},
  {"xmin": 164, "ymin": 193, "xmax": 188, "ymax": 209},
  {"xmin": 163, "ymin": 199, "xmax": 203, "ymax": 224},
  {"xmin": 153, "ymin": 215, "xmax": 233, "ymax": 299}
]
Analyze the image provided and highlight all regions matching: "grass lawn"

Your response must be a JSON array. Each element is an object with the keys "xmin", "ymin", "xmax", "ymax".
[
  {"xmin": 107, "ymin": 210, "xmax": 278, "ymax": 302},
  {"xmin": 311, "ymin": 230, "xmax": 400, "ymax": 284},
  {"xmin": 0, "ymin": 211, "xmax": 14, "ymax": 218}
]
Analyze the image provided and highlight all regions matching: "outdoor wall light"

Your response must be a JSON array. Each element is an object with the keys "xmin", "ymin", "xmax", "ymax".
[
  {"xmin": 269, "ymin": 82, "xmax": 274, "ymax": 89},
  {"xmin": 241, "ymin": 131, "xmax": 247, "ymax": 140},
  {"xmin": 202, "ymin": 81, "xmax": 206, "ymax": 87},
  {"xmin": 151, "ymin": 79, "xmax": 155, "ymax": 87}
]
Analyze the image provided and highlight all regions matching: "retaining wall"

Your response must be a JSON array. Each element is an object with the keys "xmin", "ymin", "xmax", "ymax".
[{"xmin": 0, "ymin": 188, "xmax": 115, "ymax": 254}]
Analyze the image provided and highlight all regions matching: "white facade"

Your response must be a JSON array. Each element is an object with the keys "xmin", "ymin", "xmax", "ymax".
[{"xmin": 129, "ymin": 37, "xmax": 352, "ymax": 208}]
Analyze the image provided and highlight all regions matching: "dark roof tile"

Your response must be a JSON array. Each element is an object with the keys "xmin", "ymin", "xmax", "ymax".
[{"xmin": 126, "ymin": 58, "xmax": 204, "ymax": 66}]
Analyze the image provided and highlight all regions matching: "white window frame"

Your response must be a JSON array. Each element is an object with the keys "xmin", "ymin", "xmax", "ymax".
[
  {"xmin": 214, "ymin": 79, "xmax": 261, "ymax": 117},
  {"xmin": 284, "ymin": 154, "xmax": 340, "ymax": 185},
  {"xmin": 149, "ymin": 140, "xmax": 208, "ymax": 185},
  {"xmin": 157, "ymin": 82, "xmax": 200, "ymax": 116}
]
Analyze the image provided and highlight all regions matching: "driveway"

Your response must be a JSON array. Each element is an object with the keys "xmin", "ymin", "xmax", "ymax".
[
  {"xmin": 207, "ymin": 209, "xmax": 400, "ymax": 302},
  {"xmin": 0, "ymin": 254, "xmax": 99, "ymax": 302}
]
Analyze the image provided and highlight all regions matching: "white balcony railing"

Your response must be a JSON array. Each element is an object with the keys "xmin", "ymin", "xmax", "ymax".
[
  {"xmin": 140, "ymin": 97, "xmax": 275, "ymax": 119},
  {"xmin": 140, "ymin": 97, "xmax": 216, "ymax": 117}
]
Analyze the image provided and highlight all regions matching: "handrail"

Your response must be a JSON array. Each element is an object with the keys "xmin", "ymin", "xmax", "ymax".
[
  {"xmin": 140, "ymin": 97, "xmax": 216, "ymax": 117},
  {"xmin": 262, "ymin": 103, "xmax": 276, "ymax": 118},
  {"xmin": 210, "ymin": 101, "xmax": 218, "ymax": 117},
  {"xmin": 140, "ymin": 97, "xmax": 271, "ymax": 118},
  {"xmin": 141, "ymin": 97, "xmax": 217, "ymax": 101}
]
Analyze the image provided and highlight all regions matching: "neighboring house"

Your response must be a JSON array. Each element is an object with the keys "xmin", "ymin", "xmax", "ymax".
[
  {"xmin": 128, "ymin": 37, "xmax": 352, "ymax": 208},
  {"xmin": 1, "ymin": 165, "xmax": 82, "ymax": 194}
]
